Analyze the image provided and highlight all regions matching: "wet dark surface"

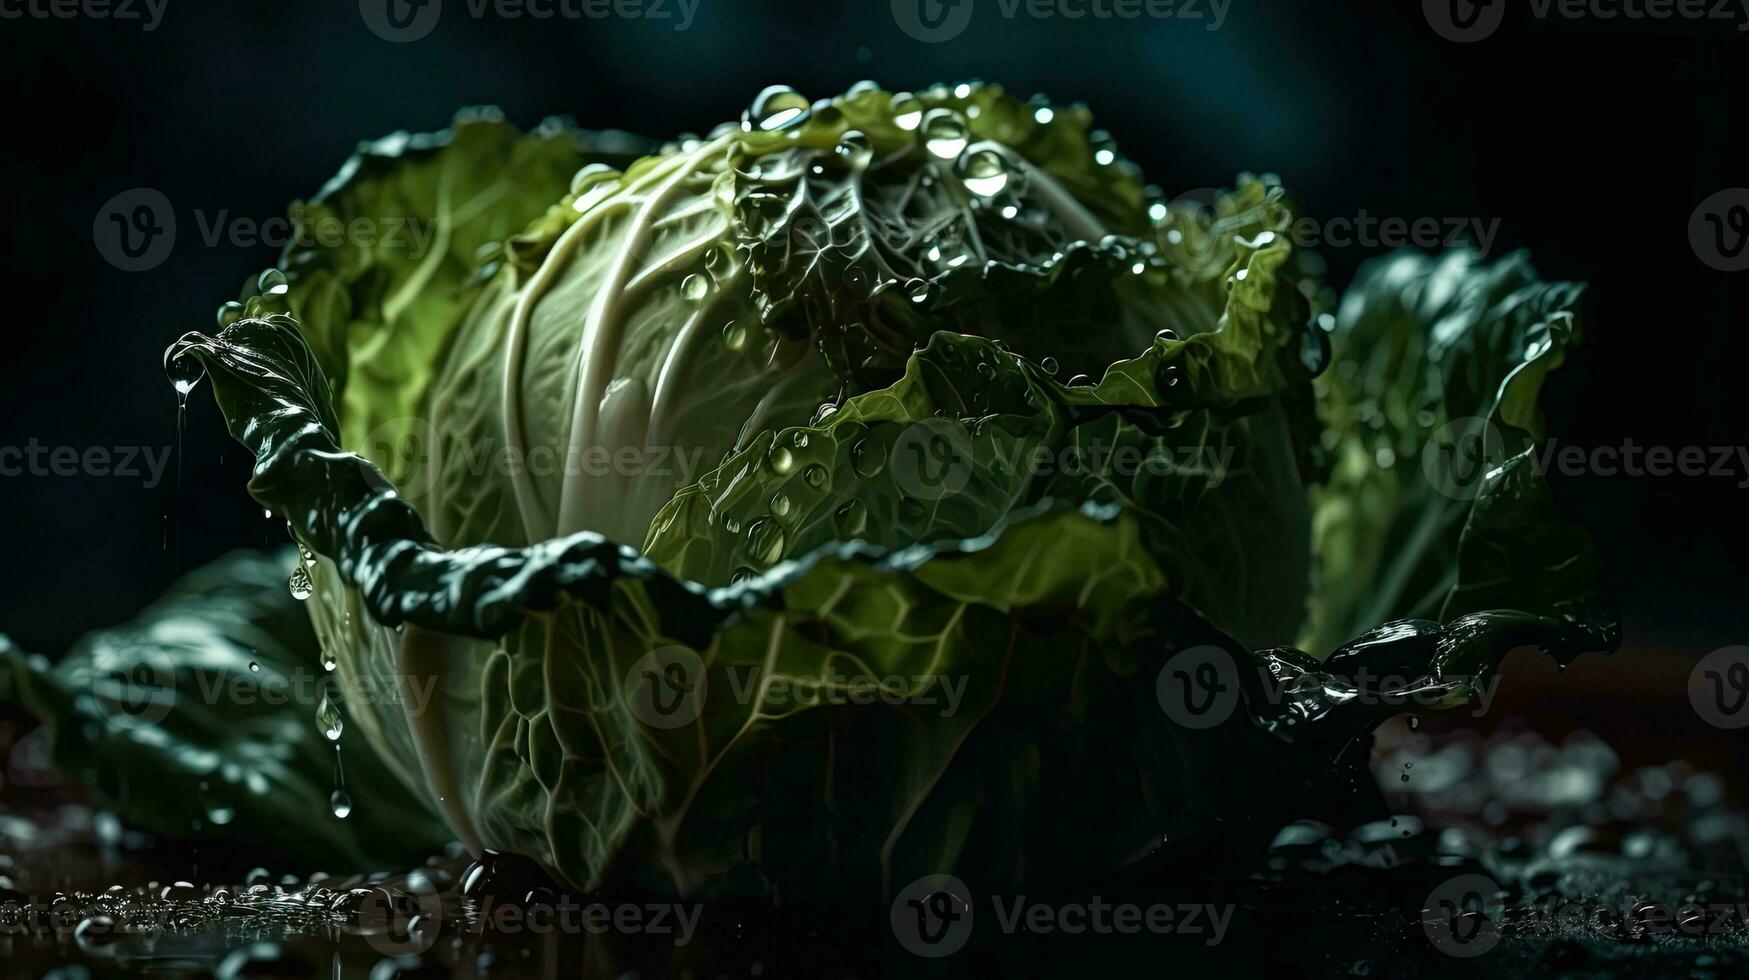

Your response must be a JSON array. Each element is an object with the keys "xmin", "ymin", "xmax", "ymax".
[{"xmin": 3, "ymin": 712, "xmax": 1745, "ymax": 979}]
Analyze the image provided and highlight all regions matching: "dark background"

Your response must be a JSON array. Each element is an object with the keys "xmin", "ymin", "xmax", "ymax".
[{"xmin": 0, "ymin": 0, "xmax": 1742, "ymax": 676}]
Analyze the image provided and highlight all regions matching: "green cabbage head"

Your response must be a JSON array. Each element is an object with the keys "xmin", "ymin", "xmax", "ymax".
[{"xmin": 156, "ymin": 84, "xmax": 1614, "ymax": 899}]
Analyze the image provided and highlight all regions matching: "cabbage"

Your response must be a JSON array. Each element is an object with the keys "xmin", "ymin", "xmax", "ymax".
[{"xmin": 3, "ymin": 83, "xmax": 1616, "ymax": 902}]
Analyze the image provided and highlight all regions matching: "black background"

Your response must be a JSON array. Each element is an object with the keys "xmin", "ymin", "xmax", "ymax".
[{"xmin": 0, "ymin": 0, "xmax": 1742, "ymax": 669}]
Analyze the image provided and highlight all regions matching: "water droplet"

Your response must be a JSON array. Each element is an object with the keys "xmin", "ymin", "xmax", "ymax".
[
  {"xmin": 729, "ymin": 566, "xmax": 757, "ymax": 585},
  {"xmin": 922, "ymin": 109, "xmax": 969, "ymax": 160},
  {"xmin": 850, "ymin": 439, "xmax": 885, "ymax": 478},
  {"xmin": 1094, "ymin": 148, "xmax": 1116, "ymax": 166},
  {"xmin": 207, "ymin": 806, "xmax": 234, "ymax": 826},
  {"xmin": 1040, "ymin": 356, "xmax": 1060, "ymax": 376},
  {"xmin": 300, "ymin": 544, "xmax": 317, "ymax": 567},
  {"xmin": 904, "ymin": 278, "xmax": 930, "ymax": 304},
  {"xmin": 802, "ymin": 463, "xmax": 827, "ymax": 488},
  {"xmin": 723, "ymin": 321, "xmax": 750, "ymax": 353},
  {"xmin": 746, "ymin": 518, "xmax": 786, "ymax": 566},
  {"xmin": 705, "ymin": 243, "xmax": 738, "ymax": 282},
  {"xmin": 257, "ymin": 269, "xmax": 288, "ymax": 296},
  {"xmin": 682, "ymin": 274, "xmax": 709, "ymax": 301},
  {"xmin": 956, "ymin": 147, "xmax": 1010, "ymax": 196},
  {"xmin": 834, "ymin": 500, "xmax": 868, "ymax": 538},
  {"xmin": 770, "ymin": 491, "xmax": 792, "ymax": 519},
  {"xmin": 321, "ymin": 650, "xmax": 338, "ymax": 672},
  {"xmin": 1033, "ymin": 106, "xmax": 1055, "ymax": 124},
  {"xmin": 248, "ymin": 661, "xmax": 260, "ymax": 673},
  {"xmin": 890, "ymin": 93, "xmax": 924, "ymax": 131},
  {"xmin": 569, "ymin": 162, "xmax": 617, "ymax": 197},
  {"xmin": 317, "ymin": 689, "xmax": 344, "ymax": 741},
  {"xmin": 216, "ymin": 301, "xmax": 245, "ymax": 328},
  {"xmin": 1067, "ymin": 374, "xmax": 1092, "ymax": 387},
  {"xmin": 835, "ymin": 129, "xmax": 872, "ymax": 169},
  {"xmin": 1157, "ymin": 364, "xmax": 1182, "ymax": 389},
  {"xmin": 767, "ymin": 444, "xmax": 795, "ymax": 475},
  {"xmin": 288, "ymin": 565, "xmax": 313, "ymax": 601},
  {"xmin": 1154, "ymin": 328, "xmax": 1180, "ymax": 345},
  {"xmin": 744, "ymin": 85, "xmax": 810, "ymax": 132},
  {"xmin": 721, "ymin": 515, "xmax": 741, "ymax": 535},
  {"xmin": 791, "ymin": 431, "xmax": 810, "ymax": 449},
  {"xmin": 329, "ymin": 790, "xmax": 352, "ymax": 819}
]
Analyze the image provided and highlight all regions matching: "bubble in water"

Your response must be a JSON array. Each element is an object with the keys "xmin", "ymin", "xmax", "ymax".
[
  {"xmin": 956, "ymin": 147, "xmax": 1010, "ymax": 196},
  {"xmin": 682, "ymin": 274, "xmax": 709, "ymax": 302},
  {"xmin": 1040, "ymin": 356, "xmax": 1060, "ymax": 376},
  {"xmin": 744, "ymin": 85, "xmax": 810, "ymax": 132},
  {"xmin": 835, "ymin": 130, "xmax": 872, "ymax": 169},
  {"xmin": 216, "ymin": 301, "xmax": 245, "ymax": 328},
  {"xmin": 330, "ymin": 790, "xmax": 352, "ymax": 819},
  {"xmin": 289, "ymin": 565, "xmax": 313, "ymax": 601},
  {"xmin": 249, "ymin": 661, "xmax": 260, "ymax": 673},
  {"xmin": 890, "ymin": 93, "xmax": 924, "ymax": 131},
  {"xmin": 257, "ymin": 269, "xmax": 289, "ymax": 296},
  {"xmin": 922, "ymin": 109, "xmax": 969, "ymax": 160}
]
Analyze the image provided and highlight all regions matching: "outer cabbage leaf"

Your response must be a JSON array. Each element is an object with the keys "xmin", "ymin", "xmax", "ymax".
[
  {"xmin": 1304, "ymin": 249, "xmax": 1613, "ymax": 657},
  {"xmin": 0, "ymin": 549, "xmax": 450, "ymax": 868}
]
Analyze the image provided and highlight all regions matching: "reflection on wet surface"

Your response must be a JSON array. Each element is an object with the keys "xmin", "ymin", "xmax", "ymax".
[{"xmin": 2, "ymin": 719, "xmax": 1745, "ymax": 978}]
